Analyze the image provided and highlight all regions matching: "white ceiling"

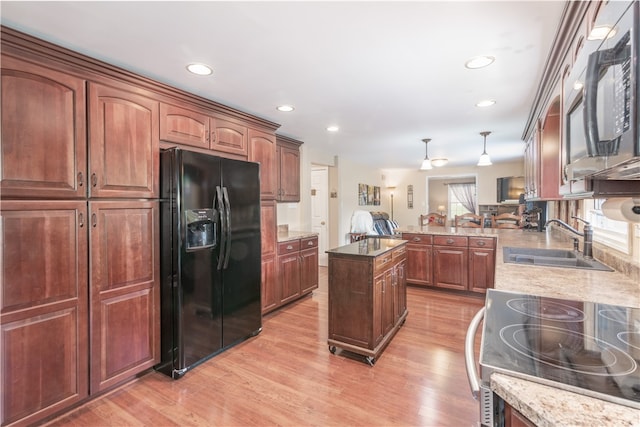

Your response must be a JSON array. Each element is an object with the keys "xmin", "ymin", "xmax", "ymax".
[{"xmin": 0, "ymin": 1, "xmax": 566, "ymax": 170}]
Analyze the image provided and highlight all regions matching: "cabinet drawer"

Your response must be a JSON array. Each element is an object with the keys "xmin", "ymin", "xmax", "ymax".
[
  {"xmin": 392, "ymin": 245, "xmax": 406, "ymax": 260},
  {"xmin": 301, "ymin": 237, "xmax": 318, "ymax": 249},
  {"xmin": 374, "ymin": 253, "xmax": 393, "ymax": 272},
  {"xmin": 402, "ymin": 233, "xmax": 432, "ymax": 245},
  {"xmin": 278, "ymin": 240, "xmax": 300, "ymax": 254},
  {"xmin": 433, "ymin": 235, "xmax": 468, "ymax": 247},
  {"xmin": 469, "ymin": 237, "xmax": 495, "ymax": 249}
]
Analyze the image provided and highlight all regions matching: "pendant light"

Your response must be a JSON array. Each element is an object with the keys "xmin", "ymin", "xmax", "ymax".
[
  {"xmin": 477, "ymin": 131, "xmax": 492, "ymax": 166},
  {"xmin": 420, "ymin": 138, "xmax": 433, "ymax": 170}
]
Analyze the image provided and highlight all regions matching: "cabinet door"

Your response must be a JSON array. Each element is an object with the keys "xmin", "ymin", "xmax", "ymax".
[
  {"xmin": 88, "ymin": 82, "xmax": 159, "ymax": 198},
  {"xmin": 261, "ymin": 255, "xmax": 278, "ymax": 314},
  {"xmin": 260, "ymin": 201, "xmax": 278, "ymax": 313},
  {"xmin": 278, "ymin": 144, "xmax": 301, "ymax": 202},
  {"xmin": 1, "ymin": 55, "xmax": 87, "ymax": 199},
  {"xmin": 89, "ymin": 200, "xmax": 160, "ymax": 393},
  {"xmin": 1, "ymin": 201, "xmax": 88, "ymax": 426},
  {"xmin": 278, "ymin": 252, "xmax": 301, "ymax": 304},
  {"xmin": 381, "ymin": 269, "xmax": 395, "ymax": 337},
  {"xmin": 211, "ymin": 115, "xmax": 247, "ymax": 157},
  {"xmin": 433, "ymin": 246, "xmax": 468, "ymax": 290},
  {"xmin": 394, "ymin": 260, "xmax": 407, "ymax": 323},
  {"xmin": 159, "ymin": 102, "xmax": 210, "ymax": 149},
  {"xmin": 372, "ymin": 273, "xmax": 384, "ymax": 348},
  {"xmin": 249, "ymin": 128, "xmax": 278, "ymax": 199},
  {"xmin": 406, "ymin": 243, "xmax": 432, "ymax": 286},
  {"xmin": 468, "ymin": 248, "xmax": 495, "ymax": 293},
  {"xmin": 300, "ymin": 245, "xmax": 319, "ymax": 295}
]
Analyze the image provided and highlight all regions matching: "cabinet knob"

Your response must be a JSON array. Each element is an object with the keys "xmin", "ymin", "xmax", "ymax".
[
  {"xmin": 91, "ymin": 173, "xmax": 97, "ymax": 187},
  {"xmin": 78, "ymin": 172, "xmax": 84, "ymax": 187},
  {"xmin": 78, "ymin": 212, "xmax": 84, "ymax": 228},
  {"xmin": 308, "ymin": 241, "xmax": 314, "ymax": 246},
  {"xmin": 286, "ymin": 245, "xmax": 293, "ymax": 250}
]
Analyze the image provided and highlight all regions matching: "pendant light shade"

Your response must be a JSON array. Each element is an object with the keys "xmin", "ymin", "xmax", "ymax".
[
  {"xmin": 420, "ymin": 138, "xmax": 433, "ymax": 170},
  {"xmin": 477, "ymin": 131, "xmax": 492, "ymax": 166}
]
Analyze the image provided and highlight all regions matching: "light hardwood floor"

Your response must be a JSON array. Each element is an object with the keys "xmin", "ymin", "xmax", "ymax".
[{"xmin": 45, "ymin": 267, "xmax": 486, "ymax": 427}]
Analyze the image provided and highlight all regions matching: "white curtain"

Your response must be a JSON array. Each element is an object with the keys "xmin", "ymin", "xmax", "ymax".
[{"xmin": 450, "ymin": 183, "xmax": 477, "ymax": 214}]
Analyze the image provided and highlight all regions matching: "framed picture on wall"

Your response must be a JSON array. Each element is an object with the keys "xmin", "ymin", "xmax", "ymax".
[
  {"xmin": 407, "ymin": 185, "xmax": 414, "ymax": 209},
  {"xmin": 373, "ymin": 186, "xmax": 380, "ymax": 205},
  {"xmin": 358, "ymin": 183, "xmax": 367, "ymax": 205}
]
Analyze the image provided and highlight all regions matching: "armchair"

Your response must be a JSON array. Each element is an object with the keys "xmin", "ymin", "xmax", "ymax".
[
  {"xmin": 455, "ymin": 213, "xmax": 484, "ymax": 229},
  {"xmin": 491, "ymin": 213, "xmax": 523, "ymax": 229}
]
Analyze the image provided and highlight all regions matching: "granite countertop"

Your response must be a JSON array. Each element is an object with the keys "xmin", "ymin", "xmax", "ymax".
[
  {"xmin": 277, "ymin": 230, "xmax": 318, "ymax": 243},
  {"xmin": 326, "ymin": 237, "xmax": 406, "ymax": 257},
  {"xmin": 399, "ymin": 224, "xmax": 499, "ymax": 238},
  {"xmin": 486, "ymin": 229, "xmax": 640, "ymax": 425}
]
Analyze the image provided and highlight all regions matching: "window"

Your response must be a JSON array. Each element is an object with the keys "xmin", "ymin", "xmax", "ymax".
[
  {"xmin": 448, "ymin": 184, "xmax": 476, "ymax": 217},
  {"xmin": 585, "ymin": 199, "xmax": 630, "ymax": 254}
]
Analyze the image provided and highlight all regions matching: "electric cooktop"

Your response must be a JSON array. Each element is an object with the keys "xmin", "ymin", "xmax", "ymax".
[{"xmin": 480, "ymin": 289, "xmax": 640, "ymax": 409}]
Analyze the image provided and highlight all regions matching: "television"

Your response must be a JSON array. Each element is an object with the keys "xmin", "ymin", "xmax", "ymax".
[{"xmin": 497, "ymin": 176, "xmax": 525, "ymax": 203}]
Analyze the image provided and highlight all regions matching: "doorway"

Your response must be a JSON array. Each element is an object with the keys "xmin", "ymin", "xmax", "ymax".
[{"xmin": 311, "ymin": 166, "xmax": 329, "ymax": 266}]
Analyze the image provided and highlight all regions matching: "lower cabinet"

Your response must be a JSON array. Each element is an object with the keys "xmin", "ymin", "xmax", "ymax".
[
  {"xmin": 402, "ymin": 232, "xmax": 496, "ymax": 293},
  {"xmin": 88, "ymin": 201, "xmax": 160, "ymax": 393},
  {"xmin": 265, "ymin": 236, "xmax": 319, "ymax": 314},
  {"xmin": 1, "ymin": 200, "xmax": 159, "ymax": 426},
  {"xmin": 328, "ymin": 241, "xmax": 408, "ymax": 365}
]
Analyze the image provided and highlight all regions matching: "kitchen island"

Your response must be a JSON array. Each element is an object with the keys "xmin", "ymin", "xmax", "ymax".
[
  {"xmin": 326, "ymin": 238, "xmax": 408, "ymax": 365},
  {"xmin": 400, "ymin": 225, "xmax": 640, "ymax": 425}
]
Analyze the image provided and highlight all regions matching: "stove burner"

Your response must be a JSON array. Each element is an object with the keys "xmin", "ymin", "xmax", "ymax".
[
  {"xmin": 506, "ymin": 298, "xmax": 585, "ymax": 322},
  {"xmin": 499, "ymin": 324, "xmax": 637, "ymax": 377},
  {"xmin": 618, "ymin": 332, "xmax": 640, "ymax": 351}
]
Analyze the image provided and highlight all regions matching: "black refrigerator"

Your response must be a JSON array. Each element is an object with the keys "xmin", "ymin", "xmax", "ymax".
[{"xmin": 156, "ymin": 148, "xmax": 262, "ymax": 379}]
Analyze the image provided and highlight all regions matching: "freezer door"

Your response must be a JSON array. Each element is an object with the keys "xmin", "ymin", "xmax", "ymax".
[{"xmin": 220, "ymin": 158, "xmax": 262, "ymax": 347}]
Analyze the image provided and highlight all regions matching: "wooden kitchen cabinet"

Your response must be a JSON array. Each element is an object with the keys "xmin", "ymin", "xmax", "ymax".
[
  {"xmin": 249, "ymin": 128, "xmax": 278, "ymax": 200},
  {"xmin": 403, "ymin": 233, "xmax": 433, "ymax": 286},
  {"xmin": 276, "ymin": 135, "xmax": 302, "ymax": 202},
  {"xmin": 433, "ymin": 235, "xmax": 468, "ymax": 291},
  {"xmin": 268, "ymin": 236, "xmax": 319, "ymax": 313},
  {"xmin": 403, "ymin": 232, "xmax": 496, "ymax": 293},
  {"xmin": 0, "ymin": 54, "xmax": 87, "ymax": 200},
  {"xmin": 88, "ymin": 82, "xmax": 159, "ymax": 199},
  {"xmin": 468, "ymin": 237, "xmax": 496, "ymax": 294},
  {"xmin": 1, "ymin": 201, "xmax": 89, "ymax": 426},
  {"xmin": 260, "ymin": 200, "xmax": 278, "ymax": 313},
  {"xmin": 327, "ymin": 239, "xmax": 408, "ymax": 365},
  {"xmin": 89, "ymin": 200, "xmax": 160, "ymax": 393}
]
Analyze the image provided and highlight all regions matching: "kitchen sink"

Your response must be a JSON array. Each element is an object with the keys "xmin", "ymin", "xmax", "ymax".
[{"xmin": 503, "ymin": 247, "xmax": 613, "ymax": 271}]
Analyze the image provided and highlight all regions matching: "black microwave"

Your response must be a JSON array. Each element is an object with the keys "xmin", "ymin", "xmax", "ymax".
[{"xmin": 563, "ymin": 0, "xmax": 640, "ymax": 189}]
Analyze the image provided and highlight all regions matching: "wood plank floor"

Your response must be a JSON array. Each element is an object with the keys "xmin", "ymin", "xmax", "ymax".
[{"xmin": 45, "ymin": 267, "xmax": 486, "ymax": 427}]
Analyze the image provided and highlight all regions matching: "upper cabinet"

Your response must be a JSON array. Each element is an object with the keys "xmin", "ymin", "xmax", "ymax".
[
  {"xmin": 88, "ymin": 82, "xmax": 159, "ymax": 199},
  {"xmin": 249, "ymin": 128, "xmax": 278, "ymax": 199},
  {"xmin": 159, "ymin": 102, "xmax": 248, "ymax": 158},
  {"xmin": 276, "ymin": 135, "xmax": 302, "ymax": 202},
  {"xmin": 1, "ymin": 54, "xmax": 87, "ymax": 199}
]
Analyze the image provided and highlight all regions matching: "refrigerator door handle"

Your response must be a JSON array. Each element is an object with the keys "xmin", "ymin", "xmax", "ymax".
[
  {"xmin": 216, "ymin": 186, "xmax": 227, "ymax": 271},
  {"xmin": 222, "ymin": 186, "xmax": 232, "ymax": 269}
]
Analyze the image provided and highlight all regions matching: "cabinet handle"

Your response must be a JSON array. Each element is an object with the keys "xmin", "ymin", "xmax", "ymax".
[
  {"xmin": 412, "ymin": 237, "xmax": 421, "ymax": 242},
  {"xmin": 91, "ymin": 213, "xmax": 97, "ymax": 227},
  {"xmin": 446, "ymin": 239, "xmax": 454, "ymax": 244},
  {"xmin": 286, "ymin": 245, "xmax": 293, "ymax": 250},
  {"xmin": 78, "ymin": 172, "xmax": 84, "ymax": 187},
  {"xmin": 91, "ymin": 173, "xmax": 97, "ymax": 187},
  {"xmin": 477, "ymin": 241, "xmax": 486, "ymax": 246},
  {"xmin": 211, "ymin": 131, "xmax": 216, "ymax": 143},
  {"xmin": 78, "ymin": 212, "xmax": 84, "ymax": 228},
  {"xmin": 308, "ymin": 241, "xmax": 314, "ymax": 246}
]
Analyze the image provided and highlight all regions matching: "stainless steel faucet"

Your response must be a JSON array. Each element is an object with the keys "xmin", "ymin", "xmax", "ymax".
[{"xmin": 545, "ymin": 216, "xmax": 593, "ymax": 259}]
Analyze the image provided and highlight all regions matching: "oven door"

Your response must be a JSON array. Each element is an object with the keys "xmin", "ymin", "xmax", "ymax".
[{"xmin": 464, "ymin": 307, "xmax": 495, "ymax": 427}]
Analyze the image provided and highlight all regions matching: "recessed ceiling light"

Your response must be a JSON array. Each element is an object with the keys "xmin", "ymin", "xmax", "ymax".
[
  {"xmin": 276, "ymin": 105, "xmax": 295, "ymax": 112},
  {"xmin": 186, "ymin": 63, "xmax": 213, "ymax": 76},
  {"xmin": 476, "ymin": 99, "xmax": 496, "ymax": 107},
  {"xmin": 465, "ymin": 55, "xmax": 495, "ymax": 69},
  {"xmin": 326, "ymin": 126, "xmax": 339, "ymax": 132}
]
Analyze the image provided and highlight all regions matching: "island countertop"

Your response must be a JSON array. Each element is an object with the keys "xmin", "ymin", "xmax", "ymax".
[
  {"xmin": 277, "ymin": 230, "xmax": 318, "ymax": 243},
  {"xmin": 326, "ymin": 237, "xmax": 406, "ymax": 258}
]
